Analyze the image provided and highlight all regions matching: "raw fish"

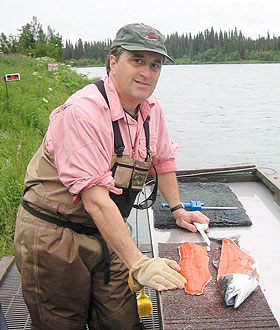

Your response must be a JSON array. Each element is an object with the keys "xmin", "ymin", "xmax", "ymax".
[
  {"xmin": 178, "ymin": 242, "xmax": 212, "ymax": 295},
  {"xmin": 217, "ymin": 238, "xmax": 259, "ymax": 308}
]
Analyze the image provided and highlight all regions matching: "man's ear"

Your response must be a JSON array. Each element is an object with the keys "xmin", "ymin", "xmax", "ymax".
[{"xmin": 109, "ymin": 55, "xmax": 117, "ymax": 75}]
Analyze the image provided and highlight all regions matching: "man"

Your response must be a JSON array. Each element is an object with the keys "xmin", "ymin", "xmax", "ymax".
[{"xmin": 14, "ymin": 23, "xmax": 209, "ymax": 330}]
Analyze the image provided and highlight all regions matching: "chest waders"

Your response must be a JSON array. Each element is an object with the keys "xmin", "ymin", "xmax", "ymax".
[{"xmin": 21, "ymin": 80, "xmax": 152, "ymax": 285}]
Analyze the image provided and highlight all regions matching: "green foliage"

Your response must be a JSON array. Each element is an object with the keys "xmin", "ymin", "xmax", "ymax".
[
  {"xmin": 0, "ymin": 54, "xmax": 92, "ymax": 257},
  {"xmin": 64, "ymin": 39, "xmax": 110, "ymax": 64},
  {"xmin": 28, "ymin": 42, "xmax": 64, "ymax": 62},
  {"xmin": 63, "ymin": 27, "xmax": 280, "ymax": 65},
  {"xmin": 1, "ymin": 17, "xmax": 280, "ymax": 65},
  {"xmin": 165, "ymin": 28, "xmax": 280, "ymax": 64},
  {"xmin": 0, "ymin": 16, "xmax": 63, "ymax": 61},
  {"xmin": 67, "ymin": 57, "xmax": 104, "ymax": 67}
]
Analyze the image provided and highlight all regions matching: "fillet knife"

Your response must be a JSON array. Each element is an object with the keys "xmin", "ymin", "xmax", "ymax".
[{"xmin": 193, "ymin": 222, "xmax": 211, "ymax": 251}]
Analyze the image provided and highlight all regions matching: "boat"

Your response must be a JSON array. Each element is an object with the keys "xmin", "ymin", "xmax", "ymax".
[
  {"xmin": 0, "ymin": 164, "xmax": 279, "ymax": 329},
  {"xmin": 135, "ymin": 164, "xmax": 280, "ymax": 329}
]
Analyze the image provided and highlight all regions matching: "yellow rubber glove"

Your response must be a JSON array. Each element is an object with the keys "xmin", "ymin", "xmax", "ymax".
[{"xmin": 129, "ymin": 255, "xmax": 186, "ymax": 292}]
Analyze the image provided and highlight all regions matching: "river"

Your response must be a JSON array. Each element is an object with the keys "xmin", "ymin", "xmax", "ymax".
[{"xmin": 76, "ymin": 63, "xmax": 280, "ymax": 175}]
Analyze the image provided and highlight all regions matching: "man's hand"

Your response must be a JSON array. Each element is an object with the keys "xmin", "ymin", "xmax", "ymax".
[
  {"xmin": 129, "ymin": 255, "xmax": 186, "ymax": 292},
  {"xmin": 157, "ymin": 171, "xmax": 210, "ymax": 233},
  {"xmin": 172, "ymin": 208, "xmax": 210, "ymax": 233}
]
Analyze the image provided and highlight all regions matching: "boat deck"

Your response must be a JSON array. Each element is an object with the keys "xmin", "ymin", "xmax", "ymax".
[
  {"xmin": 0, "ymin": 166, "xmax": 279, "ymax": 329},
  {"xmin": 147, "ymin": 171, "xmax": 280, "ymax": 328}
]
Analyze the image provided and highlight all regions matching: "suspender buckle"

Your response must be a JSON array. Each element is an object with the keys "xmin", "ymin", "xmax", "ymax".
[{"xmin": 116, "ymin": 146, "xmax": 125, "ymax": 157}]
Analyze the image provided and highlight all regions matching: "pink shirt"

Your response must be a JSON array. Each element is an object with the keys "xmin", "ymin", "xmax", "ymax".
[{"xmin": 45, "ymin": 76, "xmax": 178, "ymax": 202}]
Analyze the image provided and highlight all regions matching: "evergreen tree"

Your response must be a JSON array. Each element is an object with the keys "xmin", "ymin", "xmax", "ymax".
[{"xmin": 2, "ymin": 18, "xmax": 280, "ymax": 64}]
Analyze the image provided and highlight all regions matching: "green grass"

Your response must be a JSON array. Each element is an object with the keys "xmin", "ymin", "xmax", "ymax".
[{"xmin": 0, "ymin": 54, "xmax": 94, "ymax": 257}]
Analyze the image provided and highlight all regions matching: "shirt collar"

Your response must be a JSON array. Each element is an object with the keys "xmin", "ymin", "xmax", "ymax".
[{"xmin": 103, "ymin": 76, "xmax": 155, "ymax": 122}]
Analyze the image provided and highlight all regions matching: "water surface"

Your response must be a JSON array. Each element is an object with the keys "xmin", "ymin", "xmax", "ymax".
[{"xmin": 76, "ymin": 64, "xmax": 280, "ymax": 174}]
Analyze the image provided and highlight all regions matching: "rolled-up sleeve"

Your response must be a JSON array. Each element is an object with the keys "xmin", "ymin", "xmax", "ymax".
[{"xmin": 45, "ymin": 85, "xmax": 122, "ymax": 203}]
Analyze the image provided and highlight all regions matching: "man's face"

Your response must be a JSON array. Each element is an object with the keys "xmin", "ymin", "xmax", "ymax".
[{"xmin": 109, "ymin": 50, "xmax": 163, "ymax": 112}]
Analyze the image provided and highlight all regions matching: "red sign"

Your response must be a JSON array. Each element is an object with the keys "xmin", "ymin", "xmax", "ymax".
[{"xmin": 5, "ymin": 73, "xmax": 20, "ymax": 82}]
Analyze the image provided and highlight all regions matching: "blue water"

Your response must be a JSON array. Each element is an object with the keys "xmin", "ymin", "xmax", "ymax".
[{"xmin": 76, "ymin": 63, "xmax": 280, "ymax": 174}]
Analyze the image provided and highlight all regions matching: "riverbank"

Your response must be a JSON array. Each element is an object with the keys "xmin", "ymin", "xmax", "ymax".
[{"xmin": 0, "ymin": 54, "xmax": 92, "ymax": 257}]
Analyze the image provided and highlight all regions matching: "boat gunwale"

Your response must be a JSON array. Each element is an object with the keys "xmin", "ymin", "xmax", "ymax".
[{"xmin": 172, "ymin": 163, "xmax": 280, "ymax": 206}]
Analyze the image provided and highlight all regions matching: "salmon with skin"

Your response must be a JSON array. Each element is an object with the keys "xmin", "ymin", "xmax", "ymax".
[
  {"xmin": 217, "ymin": 238, "xmax": 259, "ymax": 308},
  {"xmin": 217, "ymin": 238, "xmax": 259, "ymax": 280},
  {"xmin": 178, "ymin": 242, "xmax": 212, "ymax": 295}
]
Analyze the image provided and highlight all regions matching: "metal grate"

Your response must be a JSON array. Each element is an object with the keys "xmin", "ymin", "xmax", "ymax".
[
  {"xmin": 138, "ymin": 245, "xmax": 161, "ymax": 330},
  {"xmin": 0, "ymin": 260, "xmax": 161, "ymax": 330},
  {"xmin": 0, "ymin": 262, "xmax": 31, "ymax": 329},
  {"xmin": 139, "ymin": 287, "xmax": 161, "ymax": 330}
]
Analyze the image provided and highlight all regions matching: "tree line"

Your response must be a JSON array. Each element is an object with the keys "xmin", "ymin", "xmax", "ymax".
[
  {"xmin": 165, "ymin": 28, "xmax": 280, "ymax": 63},
  {"xmin": 1, "ymin": 17, "xmax": 280, "ymax": 65}
]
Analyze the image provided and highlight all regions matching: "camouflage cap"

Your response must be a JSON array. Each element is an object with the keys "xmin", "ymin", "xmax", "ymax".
[{"xmin": 111, "ymin": 23, "xmax": 174, "ymax": 63}]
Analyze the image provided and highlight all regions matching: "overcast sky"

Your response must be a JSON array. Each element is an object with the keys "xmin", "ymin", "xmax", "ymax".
[{"xmin": 1, "ymin": 0, "xmax": 280, "ymax": 43}]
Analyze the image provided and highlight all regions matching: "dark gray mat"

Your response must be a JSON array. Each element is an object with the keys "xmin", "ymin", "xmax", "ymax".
[
  {"xmin": 153, "ymin": 182, "xmax": 252, "ymax": 228},
  {"xmin": 158, "ymin": 242, "xmax": 280, "ymax": 330}
]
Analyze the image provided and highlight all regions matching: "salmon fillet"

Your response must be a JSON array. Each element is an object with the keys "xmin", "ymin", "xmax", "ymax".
[{"xmin": 178, "ymin": 242, "xmax": 212, "ymax": 295}]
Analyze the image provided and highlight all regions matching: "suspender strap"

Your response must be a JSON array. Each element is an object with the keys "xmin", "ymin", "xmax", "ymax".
[
  {"xmin": 94, "ymin": 234, "xmax": 111, "ymax": 284},
  {"xmin": 112, "ymin": 121, "xmax": 125, "ymax": 157},
  {"xmin": 93, "ymin": 80, "xmax": 110, "ymax": 108},
  {"xmin": 143, "ymin": 115, "xmax": 150, "ymax": 161},
  {"xmin": 93, "ymin": 80, "xmax": 125, "ymax": 157},
  {"xmin": 21, "ymin": 198, "xmax": 110, "ymax": 284},
  {"xmin": 21, "ymin": 198, "xmax": 97, "ymax": 235},
  {"xmin": 93, "ymin": 80, "xmax": 151, "ymax": 159}
]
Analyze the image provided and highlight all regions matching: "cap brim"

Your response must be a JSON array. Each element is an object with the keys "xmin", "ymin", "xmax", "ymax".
[{"xmin": 120, "ymin": 45, "xmax": 175, "ymax": 63}]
